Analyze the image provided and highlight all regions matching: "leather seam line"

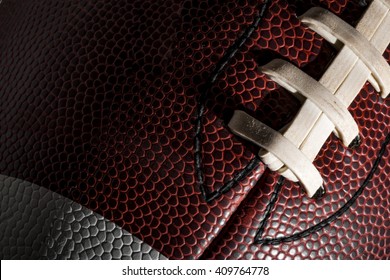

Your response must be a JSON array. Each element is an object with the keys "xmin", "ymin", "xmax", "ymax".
[
  {"xmin": 194, "ymin": 0, "xmax": 270, "ymax": 203},
  {"xmin": 254, "ymin": 176, "xmax": 285, "ymax": 239},
  {"xmin": 254, "ymin": 132, "xmax": 390, "ymax": 245}
]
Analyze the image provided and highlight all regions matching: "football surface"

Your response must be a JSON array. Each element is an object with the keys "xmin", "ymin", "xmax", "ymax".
[{"xmin": 0, "ymin": 0, "xmax": 389, "ymax": 259}]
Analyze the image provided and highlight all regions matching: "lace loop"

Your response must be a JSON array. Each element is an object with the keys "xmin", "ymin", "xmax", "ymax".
[{"xmin": 228, "ymin": 0, "xmax": 390, "ymax": 197}]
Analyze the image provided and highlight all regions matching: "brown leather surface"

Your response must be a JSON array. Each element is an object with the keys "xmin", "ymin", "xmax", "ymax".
[{"xmin": 0, "ymin": 0, "xmax": 389, "ymax": 259}]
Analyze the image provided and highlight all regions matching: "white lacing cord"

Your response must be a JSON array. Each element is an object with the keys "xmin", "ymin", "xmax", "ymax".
[
  {"xmin": 381, "ymin": 0, "xmax": 390, "ymax": 9},
  {"xmin": 228, "ymin": 111, "xmax": 324, "ymax": 198},
  {"xmin": 300, "ymin": 7, "xmax": 390, "ymax": 97},
  {"xmin": 229, "ymin": 0, "xmax": 390, "ymax": 198},
  {"xmin": 260, "ymin": 59, "xmax": 360, "ymax": 146}
]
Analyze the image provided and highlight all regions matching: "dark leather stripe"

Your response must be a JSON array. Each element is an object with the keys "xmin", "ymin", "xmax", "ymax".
[{"xmin": 0, "ymin": 175, "xmax": 167, "ymax": 260}]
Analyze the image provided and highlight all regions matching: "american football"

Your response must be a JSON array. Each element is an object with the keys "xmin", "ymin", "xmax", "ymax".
[{"xmin": 0, "ymin": 0, "xmax": 389, "ymax": 260}]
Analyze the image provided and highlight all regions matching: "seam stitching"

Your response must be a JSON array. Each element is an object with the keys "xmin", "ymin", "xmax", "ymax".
[
  {"xmin": 255, "ymin": 132, "xmax": 390, "ymax": 245},
  {"xmin": 254, "ymin": 176, "xmax": 284, "ymax": 240},
  {"xmin": 194, "ymin": 0, "xmax": 270, "ymax": 203}
]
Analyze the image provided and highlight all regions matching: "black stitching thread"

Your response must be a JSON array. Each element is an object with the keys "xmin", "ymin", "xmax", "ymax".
[
  {"xmin": 254, "ymin": 176, "xmax": 284, "ymax": 239},
  {"xmin": 192, "ymin": 0, "xmax": 389, "ymax": 244},
  {"xmin": 255, "ymin": 132, "xmax": 390, "ymax": 245},
  {"xmin": 194, "ymin": 0, "xmax": 271, "ymax": 203}
]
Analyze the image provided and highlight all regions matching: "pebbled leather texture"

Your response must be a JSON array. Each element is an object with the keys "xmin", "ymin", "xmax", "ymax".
[
  {"xmin": 0, "ymin": 175, "xmax": 167, "ymax": 260},
  {"xmin": 0, "ymin": 0, "xmax": 389, "ymax": 259}
]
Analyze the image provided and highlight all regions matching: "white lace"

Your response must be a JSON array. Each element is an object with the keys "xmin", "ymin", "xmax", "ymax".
[{"xmin": 229, "ymin": 0, "xmax": 390, "ymax": 197}]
